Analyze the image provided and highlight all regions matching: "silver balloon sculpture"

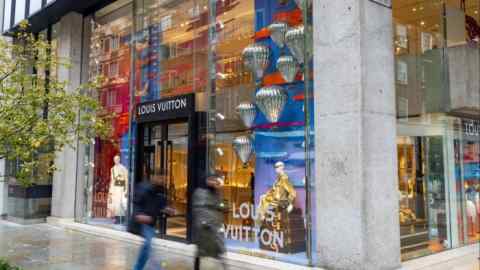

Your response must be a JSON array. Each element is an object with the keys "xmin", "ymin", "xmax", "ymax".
[
  {"xmin": 236, "ymin": 102, "xmax": 256, "ymax": 128},
  {"xmin": 285, "ymin": 25, "xmax": 305, "ymax": 64},
  {"xmin": 256, "ymin": 86, "xmax": 288, "ymax": 123},
  {"xmin": 294, "ymin": 0, "xmax": 310, "ymax": 13},
  {"xmin": 242, "ymin": 44, "xmax": 270, "ymax": 80},
  {"xmin": 233, "ymin": 136, "xmax": 254, "ymax": 164},
  {"xmin": 267, "ymin": 22, "xmax": 289, "ymax": 48},
  {"xmin": 276, "ymin": 55, "xmax": 298, "ymax": 83}
]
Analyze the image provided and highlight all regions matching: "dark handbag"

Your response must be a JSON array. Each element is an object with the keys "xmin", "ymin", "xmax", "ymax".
[
  {"xmin": 114, "ymin": 179, "xmax": 126, "ymax": 187},
  {"xmin": 127, "ymin": 214, "xmax": 141, "ymax": 236}
]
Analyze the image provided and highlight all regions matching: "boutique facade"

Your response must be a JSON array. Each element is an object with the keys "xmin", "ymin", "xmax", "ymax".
[{"xmin": 1, "ymin": 0, "xmax": 479, "ymax": 269}]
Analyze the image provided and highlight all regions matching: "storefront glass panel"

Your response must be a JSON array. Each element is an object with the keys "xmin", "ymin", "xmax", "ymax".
[
  {"xmin": 204, "ymin": 0, "xmax": 314, "ymax": 265},
  {"xmin": 134, "ymin": 0, "xmax": 207, "ymax": 101},
  {"xmin": 83, "ymin": 1, "xmax": 133, "ymax": 230},
  {"xmin": 80, "ymin": 0, "xmax": 315, "ymax": 265},
  {"xmin": 393, "ymin": 0, "xmax": 480, "ymax": 261}
]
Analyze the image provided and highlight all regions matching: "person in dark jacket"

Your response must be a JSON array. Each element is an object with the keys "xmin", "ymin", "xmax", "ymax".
[
  {"xmin": 132, "ymin": 174, "xmax": 169, "ymax": 270},
  {"xmin": 192, "ymin": 174, "xmax": 227, "ymax": 270}
]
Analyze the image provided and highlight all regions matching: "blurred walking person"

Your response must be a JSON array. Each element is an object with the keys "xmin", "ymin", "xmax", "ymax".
[
  {"xmin": 129, "ymin": 173, "xmax": 169, "ymax": 270},
  {"xmin": 193, "ymin": 174, "xmax": 227, "ymax": 270}
]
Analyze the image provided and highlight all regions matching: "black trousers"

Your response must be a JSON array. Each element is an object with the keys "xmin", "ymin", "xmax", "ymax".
[{"xmin": 194, "ymin": 256, "xmax": 227, "ymax": 270}]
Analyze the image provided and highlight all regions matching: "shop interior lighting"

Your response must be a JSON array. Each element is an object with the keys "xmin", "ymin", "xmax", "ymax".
[
  {"xmin": 216, "ymin": 113, "xmax": 226, "ymax": 120},
  {"xmin": 217, "ymin": 72, "xmax": 228, "ymax": 79}
]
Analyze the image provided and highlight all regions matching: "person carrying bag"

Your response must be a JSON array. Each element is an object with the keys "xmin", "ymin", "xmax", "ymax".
[{"xmin": 192, "ymin": 174, "xmax": 227, "ymax": 270}]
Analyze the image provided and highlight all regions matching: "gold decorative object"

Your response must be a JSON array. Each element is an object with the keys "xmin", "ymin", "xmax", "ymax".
[{"xmin": 257, "ymin": 162, "xmax": 296, "ymax": 222}]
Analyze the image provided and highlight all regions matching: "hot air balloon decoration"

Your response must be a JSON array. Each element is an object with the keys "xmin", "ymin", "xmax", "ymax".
[
  {"xmin": 256, "ymin": 86, "xmax": 288, "ymax": 123},
  {"xmin": 295, "ymin": 0, "xmax": 311, "ymax": 13},
  {"xmin": 242, "ymin": 44, "xmax": 270, "ymax": 80},
  {"xmin": 276, "ymin": 55, "xmax": 298, "ymax": 83},
  {"xmin": 233, "ymin": 136, "xmax": 254, "ymax": 164},
  {"xmin": 285, "ymin": 25, "xmax": 306, "ymax": 64},
  {"xmin": 268, "ymin": 22, "xmax": 289, "ymax": 48},
  {"xmin": 236, "ymin": 102, "xmax": 256, "ymax": 128}
]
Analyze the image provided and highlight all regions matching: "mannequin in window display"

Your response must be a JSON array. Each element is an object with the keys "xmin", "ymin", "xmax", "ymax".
[
  {"xmin": 108, "ymin": 155, "xmax": 128, "ymax": 224},
  {"xmin": 257, "ymin": 161, "xmax": 306, "ymax": 253},
  {"xmin": 257, "ymin": 162, "xmax": 296, "ymax": 221},
  {"xmin": 465, "ymin": 184, "xmax": 478, "ymax": 236}
]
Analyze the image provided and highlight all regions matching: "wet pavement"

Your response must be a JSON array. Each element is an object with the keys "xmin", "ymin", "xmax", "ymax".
[
  {"xmin": 1, "ymin": 221, "xmax": 478, "ymax": 270},
  {"xmin": 0, "ymin": 221, "xmax": 236, "ymax": 270}
]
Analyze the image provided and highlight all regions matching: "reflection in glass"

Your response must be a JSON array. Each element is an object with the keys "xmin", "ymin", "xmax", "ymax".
[
  {"xmin": 86, "ymin": 3, "xmax": 133, "ymax": 229},
  {"xmin": 393, "ymin": 0, "xmax": 480, "ymax": 260},
  {"xmin": 205, "ymin": 0, "xmax": 314, "ymax": 265}
]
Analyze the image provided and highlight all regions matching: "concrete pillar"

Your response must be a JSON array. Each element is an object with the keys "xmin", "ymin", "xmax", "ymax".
[
  {"xmin": 51, "ymin": 12, "xmax": 83, "ymax": 219},
  {"xmin": 0, "ymin": 159, "xmax": 7, "ymax": 216},
  {"xmin": 313, "ymin": 1, "xmax": 401, "ymax": 269}
]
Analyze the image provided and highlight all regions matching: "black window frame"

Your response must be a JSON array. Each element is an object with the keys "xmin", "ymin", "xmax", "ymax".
[{"xmin": 2, "ymin": 0, "xmax": 48, "ymax": 32}]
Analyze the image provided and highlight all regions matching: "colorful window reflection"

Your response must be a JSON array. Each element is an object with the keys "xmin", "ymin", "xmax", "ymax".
[{"xmin": 88, "ymin": 3, "xmax": 133, "ymax": 227}]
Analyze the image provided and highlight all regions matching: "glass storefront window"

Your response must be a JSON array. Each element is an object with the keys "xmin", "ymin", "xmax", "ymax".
[
  {"xmin": 84, "ymin": 1, "xmax": 133, "ymax": 229},
  {"xmin": 454, "ymin": 119, "xmax": 480, "ymax": 244},
  {"xmin": 134, "ymin": 0, "xmax": 207, "ymax": 101},
  {"xmin": 393, "ymin": 0, "xmax": 480, "ymax": 261},
  {"xmin": 204, "ymin": 0, "xmax": 314, "ymax": 265},
  {"xmin": 80, "ymin": 0, "xmax": 315, "ymax": 265}
]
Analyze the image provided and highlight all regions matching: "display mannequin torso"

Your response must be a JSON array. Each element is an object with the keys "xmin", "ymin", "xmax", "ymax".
[{"xmin": 108, "ymin": 156, "xmax": 129, "ymax": 218}]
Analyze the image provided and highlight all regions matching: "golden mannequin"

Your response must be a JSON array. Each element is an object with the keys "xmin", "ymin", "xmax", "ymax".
[{"xmin": 257, "ymin": 161, "xmax": 296, "ymax": 222}]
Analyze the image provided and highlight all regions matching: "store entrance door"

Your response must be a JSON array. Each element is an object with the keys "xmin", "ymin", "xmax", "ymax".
[
  {"xmin": 135, "ymin": 94, "xmax": 205, "ymax": 242},
  {"xmin": 139, "ymin": 121, "xmax": 189, "ymax": 240}
]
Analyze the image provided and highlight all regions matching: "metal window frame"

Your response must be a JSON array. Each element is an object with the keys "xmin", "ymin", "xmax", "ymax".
[
  {"xmin": 9, "ymin": 0, "xmax": 15, "ymax": 29},
  {"xmin": 1, "ymin": 0, "xmax": 4, "ymax": 32}
]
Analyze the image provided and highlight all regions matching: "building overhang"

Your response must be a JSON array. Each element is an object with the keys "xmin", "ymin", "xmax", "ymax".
[{"xmin": 3, "ymin": 0, "xmax": 116, "ymax": 36}]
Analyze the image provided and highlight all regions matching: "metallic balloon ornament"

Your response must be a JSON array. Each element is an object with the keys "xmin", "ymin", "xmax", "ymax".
[
  {"xmin": 285, "ymin": 25, "xmax": 306, "ymax": 64},
  {"xmin": 256, "ymin": 86, "xmax": 288, "ymax": 123},
  {"xmin": 294, "ymin": 0, "xmax": 311, "ymax": 13},
  {"xmin": 268, "ymin": 22, "xmax": 289, "ymax": 48},
  {"xmin": 242, "ymin": 44, "xmax": 270, "ymax": 80},
  {"xmin": 276, "ymin": 55, "xmax": 298, "ymax": 83},
  {"xmin": 236, "ymin": 102, "xmax": 256, "ymax": 128},
  {"xmin": 233, "ymin": 136, "xmax": 254, "ymax": 164}
]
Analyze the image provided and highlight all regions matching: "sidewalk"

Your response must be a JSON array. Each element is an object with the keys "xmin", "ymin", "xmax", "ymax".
[
  {"xmin": 1, "ymin": 220, "xmax": 478, "ymax": 270},
  {"xmin": 0, "ymin": 221, "xmax": 231, "ymax": 270}
]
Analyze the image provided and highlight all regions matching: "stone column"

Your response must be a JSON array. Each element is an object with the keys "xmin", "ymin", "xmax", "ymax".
[
  {"xmin": 313, "ymin": 1, "xmax": 401, "ymax": 269},
  {"xmin": 51, "ymin": 12, "xmax": 83, "ymax": 219},
  {"xmin": 0, "ymin": 159, "xmax": 7, "ymax": 216}
]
